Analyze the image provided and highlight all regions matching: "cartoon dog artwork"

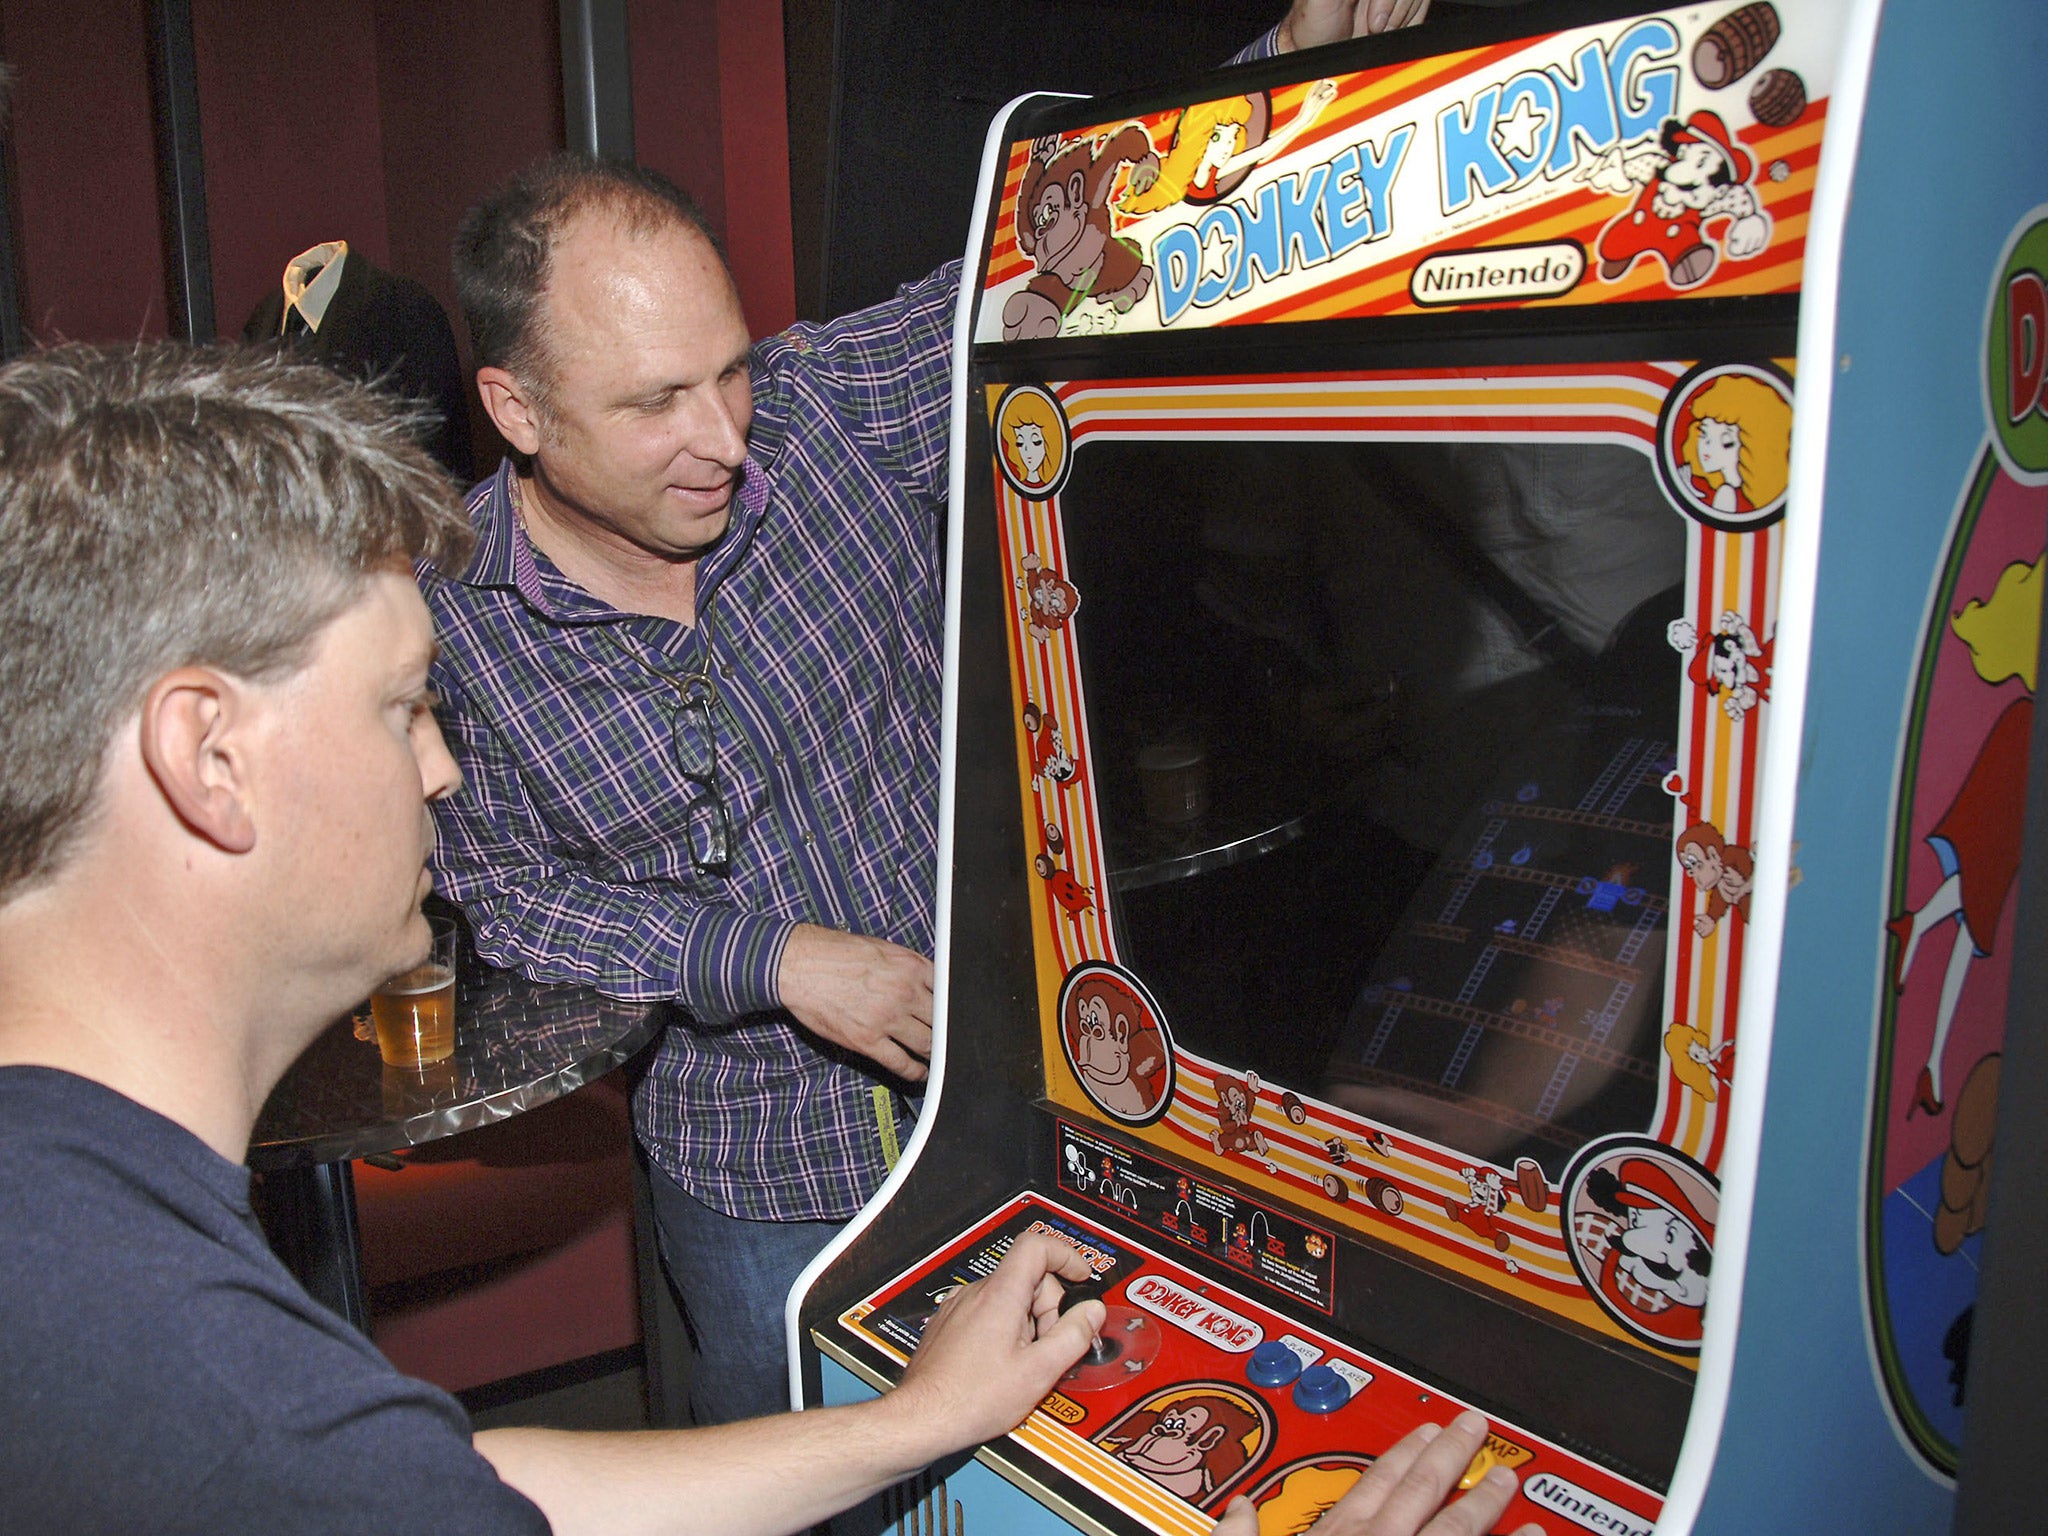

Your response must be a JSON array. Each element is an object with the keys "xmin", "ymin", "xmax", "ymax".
[
  {"xmin": 1444, "ymin": 1166, "xmax": 1512, "ymax": 1253},
  {"xmin": 1210, "ymin": 1070, "xmax": 1278, "ymax": 1174},
  {"xmin": 1018, "ymin": 552, "xmax": 1082, "ymax": 645},
  {"xmin": 1583, "ymin": 109, "xmax": 1771, "ymax": 290},
  {"xmin": 1568, "ymin": 1152, "xmax": 1716, "ymax": 1350},
  {"xmin": 1095, "ymin": 1388, "xmax": 1268, "ymax": 1504},
  {"xmin": 1023, "ymin": 700, "xmax": 1080, "ymax": 791},
  {"xmin": 1005, "ymin": 127, "xmax": 1161, "ymax": 341},
  {"xmin": 1669, "ymin": 609, "xmax": 1775, "ymax": 721}
]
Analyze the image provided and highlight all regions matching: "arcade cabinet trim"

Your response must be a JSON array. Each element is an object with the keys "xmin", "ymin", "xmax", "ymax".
[
  {"xmin": 782, "ymin": 86, "xmax": 1084, "ymax": 1414},
  {"xmin": 1652, "ymin": 0, "xmax": 1886, "ymax": 1529}
]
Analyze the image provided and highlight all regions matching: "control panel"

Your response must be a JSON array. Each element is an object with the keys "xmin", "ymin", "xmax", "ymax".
[{"xmin": 828, "ymin": 1195, "xmax": 1660, "ymax": 1536}]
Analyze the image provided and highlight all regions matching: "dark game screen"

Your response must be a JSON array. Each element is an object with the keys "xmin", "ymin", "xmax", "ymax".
[{"xmin": 1057, "ymin": 440, "xmax": 1689, "ymax": 1181}]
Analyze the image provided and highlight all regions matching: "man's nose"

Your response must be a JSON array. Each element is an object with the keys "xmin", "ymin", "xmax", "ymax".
[
  {"xmin": 682, "ymin": 388, "xmax": 748, "ymax": 470},
  {"xmin": 418, "ymin": 711, "xmax": 463, "ymax": 802}
]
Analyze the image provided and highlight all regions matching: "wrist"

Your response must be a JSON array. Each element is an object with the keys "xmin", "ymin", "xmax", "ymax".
[{"xmin": 870, "ymin": 1377, "xmax": 965, "ymax": 1472}]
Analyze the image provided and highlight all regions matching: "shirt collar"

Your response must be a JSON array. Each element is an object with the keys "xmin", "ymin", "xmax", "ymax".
[
  {"xmin": 281, "ymin": 241, "xmax": 348, "ymax": 333},
  {"xmin": 454, "ymin": 454, "xmax": 774, "ymax": 623}
]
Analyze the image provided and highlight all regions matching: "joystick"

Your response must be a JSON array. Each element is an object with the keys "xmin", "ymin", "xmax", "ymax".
[
  {"xmin": 1056, "ymin": 1282, "xmax": 1163, "ymax": 1392},
  {"xmin": 1058, "ymin": 1280, "xmax": 1120, "ymax": 1367}
]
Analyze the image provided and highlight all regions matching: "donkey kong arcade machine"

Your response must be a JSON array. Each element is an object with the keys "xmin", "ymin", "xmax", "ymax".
[{"xmin": 794, "ymin": 1, "xmax": 2048, "ymax": 1532}]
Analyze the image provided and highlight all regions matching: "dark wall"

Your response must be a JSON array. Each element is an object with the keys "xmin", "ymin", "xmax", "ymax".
[
  {"xmin": 783, "ymin": 0, "xmax": 1280, "ymax": 320},
  {"xmin": 0, "ymin": 0, "xmax": 168, "ymax": 342},
  {"xmin": 630, "ymin": 0, "xmax": 797, "ymax": 337}
]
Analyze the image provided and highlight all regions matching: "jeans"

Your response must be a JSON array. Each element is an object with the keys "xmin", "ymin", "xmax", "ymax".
[{"xmin": 643, "ymin": 1159, "xmax": 845, "ymax": 1425}]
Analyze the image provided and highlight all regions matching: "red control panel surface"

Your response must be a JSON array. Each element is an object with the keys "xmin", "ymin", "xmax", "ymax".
[{"xmin": 838, "ymin": 1195, "xmax": 1661, "ymax": 1536}]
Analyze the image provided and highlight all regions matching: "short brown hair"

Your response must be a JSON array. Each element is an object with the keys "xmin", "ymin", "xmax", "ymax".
[
  {"xmin": 452, "ymin": 152, "xmax": 722, "ymax": 398},
  {"xmin": 0, "ymin": 342, "xmax": 476, "ymax": 900}
]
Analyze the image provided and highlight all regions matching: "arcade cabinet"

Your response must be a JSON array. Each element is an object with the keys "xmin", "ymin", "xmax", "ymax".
[{"xmin": 793, "ymin": 2, "xmax": 2048, "ymax": 1531}]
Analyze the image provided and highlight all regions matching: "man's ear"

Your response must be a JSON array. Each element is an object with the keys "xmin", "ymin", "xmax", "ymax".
[
  {"xmin": 476, "ymin": 366, "xmax": 543, "ymax": 457},
  {"xmin": 137, "ymin": 667, "xmax": 258, "ymax": 854}
]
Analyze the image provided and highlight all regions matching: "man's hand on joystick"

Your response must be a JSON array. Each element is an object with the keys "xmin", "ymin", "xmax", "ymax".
[
  {"xmin": 1059, "ymin": 1279, "xmax": 1113, "ymax": 1365},
  {"xmin": 888, "ymin": 1234, "xmax": 1106, "ymax": 1453}
]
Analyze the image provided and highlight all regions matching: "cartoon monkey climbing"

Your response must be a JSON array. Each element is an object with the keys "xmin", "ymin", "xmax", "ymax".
[
  {"xmin": 1211, "ymin": 1070, "xmax": 1277, "ymax": 1173},
  {"xmin": 1006, "ymin": 126, "xmax": 1160, "ymax": 341}
]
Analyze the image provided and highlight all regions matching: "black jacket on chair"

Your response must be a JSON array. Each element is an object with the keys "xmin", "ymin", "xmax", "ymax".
[{"xmin": 244, "ymin": 251, "xmax": 474, "ymax": 483}]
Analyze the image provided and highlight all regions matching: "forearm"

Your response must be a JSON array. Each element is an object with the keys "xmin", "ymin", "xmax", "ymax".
[
  {"xmin": 450, "ymin": 867, "xmax": 794, "ymax": 1017},
  {"xmin": 476, "ymin": 1396, "xmax": 940, "ymax": 1536}
]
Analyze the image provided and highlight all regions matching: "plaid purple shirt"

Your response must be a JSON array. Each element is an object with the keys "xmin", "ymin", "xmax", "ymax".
[{"xmin": 422, "ymin": 264, "xmax": 955, "ymax": 1221}]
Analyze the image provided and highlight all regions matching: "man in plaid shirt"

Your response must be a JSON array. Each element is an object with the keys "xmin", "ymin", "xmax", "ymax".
[{"xmin": 425, "ymin": 0, "xmax": 1428, "ymax": 1426}]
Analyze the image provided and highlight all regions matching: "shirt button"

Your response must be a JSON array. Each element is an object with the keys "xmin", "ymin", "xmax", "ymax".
[
  {"xmin": 802, "ymin": 831, "xmax": 815, "ymax": 846},
  {"xmin": 773, "ymin": 751, "xmax": 786, "ymax": 767}
]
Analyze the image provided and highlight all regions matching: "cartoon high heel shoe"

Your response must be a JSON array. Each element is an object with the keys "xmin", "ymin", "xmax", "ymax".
[
  {"xmin": 1907, "ymin": 1066, "xmax": 1943, "ymax": 1119},
  {"xmin": 1885, "ymin": 912, "xmax": 1915, "ymax": 992}
]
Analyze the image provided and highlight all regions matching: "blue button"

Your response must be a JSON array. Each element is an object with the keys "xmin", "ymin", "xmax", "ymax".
[
  {"xmin": 1247, "ymin": 1342, "xmax": 1302, "ymax": 1388},
  {"xmin": 1293, "ymin": 1364, "xmax": 1350, "ymax": 1414}
]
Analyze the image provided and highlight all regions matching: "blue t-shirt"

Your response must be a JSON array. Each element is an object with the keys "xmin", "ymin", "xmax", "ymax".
[{"xmin": 0, "ymin": 1066, "xmax": 550, "ymax": 1534}]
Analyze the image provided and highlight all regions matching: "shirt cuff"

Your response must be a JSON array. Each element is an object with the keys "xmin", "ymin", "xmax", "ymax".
[
  {"xmin": 1230, "ymin": 22, "xmax": 1285, "ymax": 65},
  {"xmin": 674, "ymin": 906, "xmax": 796, "ymax": 1023}
]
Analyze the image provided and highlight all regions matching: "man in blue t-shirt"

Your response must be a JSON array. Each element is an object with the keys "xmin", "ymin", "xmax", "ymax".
[{"xmin": 0, "ymin": 344, "xmax": 1110, "ymax": 1536}]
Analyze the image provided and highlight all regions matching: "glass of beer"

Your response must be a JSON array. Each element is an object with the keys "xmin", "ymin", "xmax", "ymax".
[{"xmin": 370, "ymin": 915, "xmax": 458, "ymax": 1068}]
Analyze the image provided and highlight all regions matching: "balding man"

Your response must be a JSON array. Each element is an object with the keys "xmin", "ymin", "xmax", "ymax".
[{"xmin": 425, "ymin": 0, "xmax": 1435, "ymax": 1425}]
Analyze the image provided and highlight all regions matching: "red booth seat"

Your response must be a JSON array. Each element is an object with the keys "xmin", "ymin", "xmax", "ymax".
[{"xmin": 354, "ymin": 1070, "xmax": 642, "ymax": 1394}]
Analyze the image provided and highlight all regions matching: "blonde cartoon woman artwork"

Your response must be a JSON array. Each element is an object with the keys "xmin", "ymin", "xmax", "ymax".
[
  {"xmin": 1681, "ymin": 374, "xmax": 1793, "ymax": 517},
  {"xmin": 999, "ymin": 391, "xmax": 1062, "ymax": 489},
  {"xmin": 1119, "ymin": 81, "xmax": 1339, "ymax": 216},
  {"xmin": 1888, "ymin": 553, "xmax": 2042, "ymax": 1116}
]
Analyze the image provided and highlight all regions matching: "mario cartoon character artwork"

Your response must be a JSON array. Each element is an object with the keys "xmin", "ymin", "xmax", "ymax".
[
  {"xmin": 1444, "ymin": 1166, "xmax": 1512, "ymax": 1254},
  {"xmin": 1094, "ymin": 1385, "xmax": 1271, "ymax": 1506},
  {"xmin": 1563, "ymin": 1143, "xmax": 1718, "ymax": 1352},
  {"xmin": 1584, "ymin": 109, "xmax": 1772, "ymax": 291},
  {"xmin": 1018, "ymin": 551, "xmax": 1082, "ymax": 645},
  {"xmin": 1005, "ymin": 127, "xmax": 1161, "ymax": 342},
  {"xmin": 1669, "ymin": 609, "xmax": 1775, "ymax": 722},
  {"xmin": 1211, "ymin": 1069, "xmax": 1278, "ymax": 1173},
  {"xmin": 1058, "ymin": 963, "xmax": 1175, "ymax": 1125},
  {"xmin": 1023, "ymin": 700, "xmax": 1080, "ymax": 792}
]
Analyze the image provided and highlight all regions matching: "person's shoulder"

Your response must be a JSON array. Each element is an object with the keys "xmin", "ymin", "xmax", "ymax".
[
  {"xmin": 0, "ymin": 1067, "xmax": 245, "ymax": 1236},
  {"xmin": 753, "ymin": 261, "xmax": 963, "ymax": 372}
]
